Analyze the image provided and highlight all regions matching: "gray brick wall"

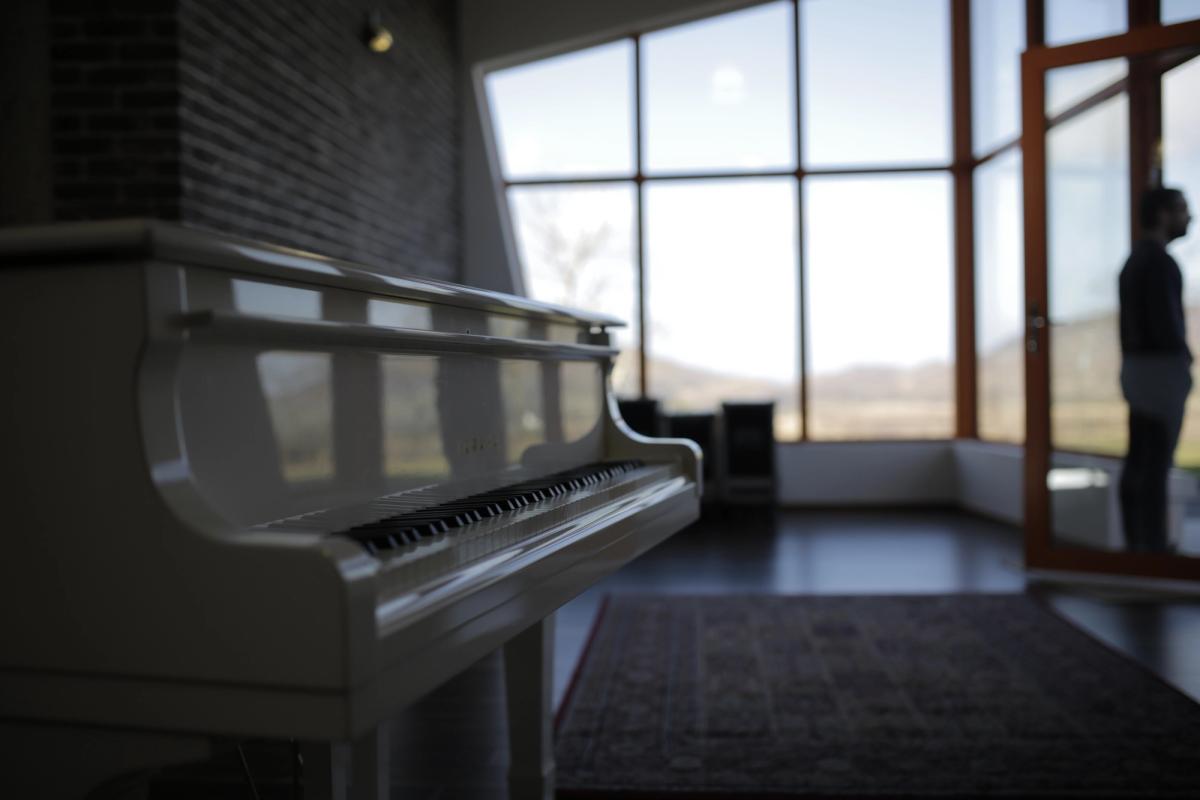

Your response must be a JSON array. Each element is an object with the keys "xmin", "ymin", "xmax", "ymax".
[
  {"xmin": 49, "ymin": 0, "xmax": 182, "ymax": 221},
  {"xmin": 39, "ymin": 0, "xmax": 459, "ymax": 281},
  {"xmin": 177, "ymin": 0, "xmax": 460, "ymax": 280}
]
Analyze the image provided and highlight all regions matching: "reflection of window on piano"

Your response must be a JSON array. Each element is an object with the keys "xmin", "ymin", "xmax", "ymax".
[
  {"xmin": 233, "ymin": 279, "xmax": 322, "ymax": 319},
  {"xmin": 380, "ymin": 355, "xmax": 450, "ymax": 480},
  {"xmin": 561, "ymin": 362, "xmax": 602, "ymax": 443},
  {"xmin": 501, "ymin": 360, "xmax": 546, "ymax": 463},
  {"xmin": 256, "ymin": 352, "xmax": 334, "ymax": 482},
  {"xmin": 488, "ymin": 315, "xmax": 531, "ymax": 340},
  {"xmin": 368, "ymin": 298, "xmax": 433, "ymax": 330},
  {"xmin": 489, "ymin": 315, "xmax": 581, "ymax": 345}
]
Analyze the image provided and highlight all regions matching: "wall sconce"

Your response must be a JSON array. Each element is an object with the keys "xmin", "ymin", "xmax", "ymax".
[{"xmin": 365, "ymin": 11, "xmax": 394, "ymax": 53}]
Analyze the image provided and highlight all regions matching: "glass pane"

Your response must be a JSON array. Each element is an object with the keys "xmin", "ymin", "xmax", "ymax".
[
  {"xmin": 644, "ymin": 178, "xmax": 799, "ymax": 439},
  {"xmin": 642, "ymin": 1, "xmax": 795, "ymax": 173},
  {"xmin": 1164, "ymin": 55, "xmax": 1200, "ymax": 473},
  {"xmin": 1045, "ymin": 0, "xmax": 1126, "ymax": 46},
  {"xmin": 802, "ymin": 0, "xmax": 951, "ymax": 167},
  {"xmin": 975, "ymin": 149, "xmax": 1025, "ymax": 443},
  {"xmin": 508, "ymin": 184, "xmax": 640, "ymax": 395},
  {"xmin": 1045, "ymin": 58, "xmax": 1127, "ymax": 119},
  {"xmin": 805, "ymin": 174, "xmax": 954, "ymax": 439},
  {"xmin": 1163, "ymin": 52, "xmax": 1200, "ymax": 557},
  {"xmin": 486, "ymin": 41, "xmax": 634, "ymax": 179},
  {"xmin": 1163, "ymin": 0, "xmax": 1200, "ymax": 24},
  {"xmin": 1046, "ymin": 93, "xmax": 1129, "ymax": 459},
  {"xmin": 971, "ymin": 0, "xmax": 1024, "ymax": 155}
]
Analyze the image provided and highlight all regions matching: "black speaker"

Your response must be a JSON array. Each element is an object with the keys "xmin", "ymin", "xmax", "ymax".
[
  {"xmin": 720, "ymin": 402, "xmax": 775, "ymax": 504},
  {"xmin": 666, "ymin": 412, "xmax": 716, "ymax": 499},
  {"xmin": 617, "ymin": 397, "xmax": 660, "ymax": 438}
]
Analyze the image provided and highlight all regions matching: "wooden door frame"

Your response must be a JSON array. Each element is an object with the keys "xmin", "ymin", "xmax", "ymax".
[{"xmin": 1022, "ymin": 18, "xmax": 1200, "ymax": 581}]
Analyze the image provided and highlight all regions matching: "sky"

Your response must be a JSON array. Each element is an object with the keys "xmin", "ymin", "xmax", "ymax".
[{"xmin": 484, "ymin": 0, "xmax": 1200, "ymax": 384}]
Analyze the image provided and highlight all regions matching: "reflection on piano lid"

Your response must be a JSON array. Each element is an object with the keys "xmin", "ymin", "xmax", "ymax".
[{"xmin": 0, "ymin": 220, "xmax": 702, "ymax": 744}]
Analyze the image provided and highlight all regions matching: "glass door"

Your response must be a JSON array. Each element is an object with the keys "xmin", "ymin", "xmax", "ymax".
[{"xmin": 1023, "ymin": 19, "xmax": 1200, "ymax": 581}]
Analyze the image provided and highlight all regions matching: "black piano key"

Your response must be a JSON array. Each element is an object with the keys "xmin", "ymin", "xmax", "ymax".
[
  {"xmin": 406, "ymin": 511, "xmax": 472, "ymax": 528},
  {"xmin": 468, "ymin": 502, "xmax": 505, "ymax": 517},
  {"xmin": 336, "ymin": 459, "xmax": 649, "ymax": 556},
  {"xmin": 443, "ymin": 499, "xmax": 501, "ymax": 516},
  {"xmin": 345, "ymin": 530, "xmax": 406, "ymax": 552},
  {"xmin": 394, "ymin": 528, "xmax": 424, "ymax": 545},
  {"xmin": 447, "ymin": 507, "xmax": 484, "ymax": 523},
  {"xmin": 407, "ymin": 519, "xmax": 450, "ymax": 536},
  {"xmin": 355, "ymin": 519, "xmax": 445, "ymax": 538}
]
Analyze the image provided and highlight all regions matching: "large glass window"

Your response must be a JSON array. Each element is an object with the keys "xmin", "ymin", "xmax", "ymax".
[
  {"xmin": 1163, "ymin": 0, "xmax": 1200, "ymax": 24},
  {"xmin": 508, "ymin": 184, "xmax": 640, "ymax": 395},
  {"xmin": 971, "ymin": 0, "xmax": 1024, "ymax": 156},
  {"xmin": 804, "ymin": 174, "xmax": 955, "ymax": 439},
  {"xmin": 486, "ymin": 0, "xmax": 971, "ymax": 443},
  {"xmin": 1045, "ymin": 57, "xmax": 1128, "ymax": 119},
  {"xmin": 642, "ymin": 2, "xmax": 795, "ymax": 174},
  {"xmin": 644, "ymin": 179, "xmax": 799, "ymax": 438},
  {"xmin": 1045, "ymin": 0, "xmax": 1126, "ymax": 46},
  {"xmin": 1163, "ymin": 54, "xmax": 1200, "ymax": 466},
  {"xmin": 485, "ymin": 41, "xmax": 634, "ymax": 179},
  {"xmin": 975, "ymin": 150, "xmax": 1025, "ymax": 443},
  {"xmin": 801, "ymin": 0, "xmax": 951, "ymax": 167}
]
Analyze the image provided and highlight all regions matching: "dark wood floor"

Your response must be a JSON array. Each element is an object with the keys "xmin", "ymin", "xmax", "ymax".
[{"xmin": 380, "ymin": 508, "xmax": 1200, "ymax": 799}]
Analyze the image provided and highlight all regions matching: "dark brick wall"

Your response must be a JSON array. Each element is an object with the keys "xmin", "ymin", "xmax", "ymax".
[
  {"xmin": 32, "ymin": 0, "xmax": 459, "ymax": 280},
  {"xmin": 48, "ymin": 0, "xmax": 182, "ymax": 221},
  {"xmin": 177, "ymin": 0, "xmax": 460, "ymax": 279}
]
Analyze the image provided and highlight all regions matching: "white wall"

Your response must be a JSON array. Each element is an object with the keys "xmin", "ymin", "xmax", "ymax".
[
  {"xmin": 954, "ymin": 439, "xmax": 1024, "ymax": 524},
  {"xmin": 782, "ymin": 439, "xmax": 1194, "ymax": 543},
  {"xmin": 777, "ymin": 441, "xmax": 959, "ymax": 506},
  {"xmin": 457, "ymin": 0, "xmax": 770, "ymax": 292},
  {"xmin": 776, "ymin": 439, "xmax": 1020, "ymax": 524}
]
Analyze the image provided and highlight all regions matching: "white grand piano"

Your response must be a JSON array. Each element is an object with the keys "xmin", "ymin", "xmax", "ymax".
[{"xmin": 0, "ymin": 221, "xmax": 701, "ymax": 799}]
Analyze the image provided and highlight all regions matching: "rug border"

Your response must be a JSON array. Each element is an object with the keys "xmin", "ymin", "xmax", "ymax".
[
  {"xmin": 556, "ymin": 594, "xmax": 611, "ymax": 732},
  {"xmin": 1022, "ymin": 591, "xmax": 1200, "ymax": 706}
]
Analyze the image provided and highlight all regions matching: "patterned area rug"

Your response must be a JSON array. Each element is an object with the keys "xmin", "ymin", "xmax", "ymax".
[{"xmin": 555, "ymin": 594, "xmax": 1200, "ymax": 798}]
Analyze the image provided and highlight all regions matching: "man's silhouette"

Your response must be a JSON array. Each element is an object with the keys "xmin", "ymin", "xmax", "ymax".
[{"xmin": 1118, "ymin": 186, "xmax": 1193, "ymax": 553}]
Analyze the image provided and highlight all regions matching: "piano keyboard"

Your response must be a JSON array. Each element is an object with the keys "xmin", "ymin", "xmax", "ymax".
[
  {"xmin": 351, "ymin": 460, "xmax": 687, "ymax": 594},
  {"xmin": 365, "ymin": 459, "xmax": 685, "ymax": 625},
  {"xmin": 338, "ymin": 460, "xmax": 646, "ymax": 556}
]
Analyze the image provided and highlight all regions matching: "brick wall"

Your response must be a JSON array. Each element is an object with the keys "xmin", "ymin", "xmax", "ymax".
[
  {"xmin": 34, "ymin": 0, "xmax": 460, "ymax": 280},
  {"xmin": 49, "ymin": 0, "xmax": 182, "ymax": 221},
  {"xmin": 177, "ymin": 0, "xmax": 460, "ymax": 279}
]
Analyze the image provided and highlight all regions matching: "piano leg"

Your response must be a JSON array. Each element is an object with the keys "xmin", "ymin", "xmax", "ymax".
[
  {"xmin": 504, "ymin": 615, "xmax": 555, "ymax": 800},
  {"xmin": 301, "ymin": 723, "xmax": 390, "ymax": 800}
]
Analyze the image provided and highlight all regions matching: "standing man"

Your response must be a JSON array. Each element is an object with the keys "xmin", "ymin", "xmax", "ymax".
[{"xmin": 1119, "ymin": 187, "xmax": 1193, "ymax": 553}]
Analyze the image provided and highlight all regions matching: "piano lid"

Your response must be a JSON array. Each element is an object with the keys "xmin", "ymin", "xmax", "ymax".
[{"xmin": 0, "ymin": 219, "xmax": 626, "ymax": 330}]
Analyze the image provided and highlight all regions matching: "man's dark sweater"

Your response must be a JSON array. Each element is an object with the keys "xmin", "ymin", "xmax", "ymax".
[
  {"xmin": 1118, "ymin": 238, "xmax": 1190, "ymax": 359},
  {"xmin": 1118, "ymin": 237, "xmax": 1190, "ymax": 553}
]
